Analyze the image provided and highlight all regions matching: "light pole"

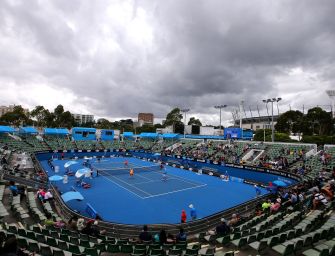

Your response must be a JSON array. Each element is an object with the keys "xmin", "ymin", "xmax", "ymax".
[
  {"xmin": 262, "ymin": 100, "xmax": 269, "ymax": 142},
  {"xmin": 181, "ymin": 109, "xmax": 190, "ymax": 138},
  {"xmin": 214, "ymin": 105, "xmax": 227, "ymax": 132},
  {"xmin": 326, "ymin": 90, "xmax": 335, "ymax": 118},
  {"xmin": 262, "ymin": 98, "xmax": 281, "ymax": 142}
]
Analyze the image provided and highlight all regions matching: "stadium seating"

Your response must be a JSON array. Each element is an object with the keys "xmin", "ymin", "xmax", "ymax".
[{"xmin": 1, "ymin": 130, "xmax": 335, "ymax": 255}]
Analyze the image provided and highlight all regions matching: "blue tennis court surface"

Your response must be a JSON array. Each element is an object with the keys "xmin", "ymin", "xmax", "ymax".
[{"xmin": 41, "ymin": 156, "xmax": 267, "ymax": 224}]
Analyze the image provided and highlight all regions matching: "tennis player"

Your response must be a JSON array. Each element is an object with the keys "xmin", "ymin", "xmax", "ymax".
[
  {"xmin": 129, "ymin": 168, "xmax": 134, "ymax": 178},
  {"xmin": 124, "ymin": 160, "xmax": 129, "ymax": 167},
  {"xmin": 162, "ymin": 172, "xmax": 167, "ymax": 182}
]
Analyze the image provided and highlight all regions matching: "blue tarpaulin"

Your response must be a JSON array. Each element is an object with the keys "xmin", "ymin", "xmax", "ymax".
[
  {"xmin": 19, "ymin": 126, "xmax": 38, "ymax": 134},
  {"xmin": 123, "ymin": 132, "xmax": 134, "ymax": 137},
  {"xmin": 162, "ymin": 133, "xmax": 180, "ymax": 139},
  {"xmin": 44, "ymin": 128, "xmax": 69, "ymax": 135},
  {"xmin": 61, "ymin": 191, "xmax": 84, "ymax": 202},
  {"xmin": 139, "ymin": 133, "xmax": 158, "ymax": 138},
  {"xmin": 0, "ymin": 126, "xmax": 15, "ymax": 133}
]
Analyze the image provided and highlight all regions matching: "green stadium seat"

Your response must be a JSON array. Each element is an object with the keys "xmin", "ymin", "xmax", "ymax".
[
  {"xmin": 302, "ymin": 248, "xmax": 329, "ymax": 256},
  {"xmin": 272, "ymin": 243, "xmax": 295, "ymax": 256},
  {"xmin": 40, "ymin": 244, "xmax": 53, "ymax": 256}
]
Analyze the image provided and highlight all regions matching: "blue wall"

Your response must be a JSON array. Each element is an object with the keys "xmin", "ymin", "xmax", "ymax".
[
  {"xmin": 101, "ymin": 130, "xmax": 114, "ymax": 141},
  {"xmin": 72, "ymin": 127, "xmax": 96, "ymax": 141},
  {"xmin": 36, "ymin": 150, "xmax": 297, "ymax": 186}
]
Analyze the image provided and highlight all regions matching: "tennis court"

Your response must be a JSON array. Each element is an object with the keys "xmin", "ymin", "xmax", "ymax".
[
  {"xmin": 41, "ymin": 155, "xmax": 268, "ymax": 224},
  {"xmin": 91, "ymin": 160, "xmax": 207, "ymax": 199}
]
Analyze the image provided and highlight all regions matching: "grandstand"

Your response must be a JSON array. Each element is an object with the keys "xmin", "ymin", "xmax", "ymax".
[{"xmin": 0, "ymin": 125, "xmax": 334, "ymax": 256}]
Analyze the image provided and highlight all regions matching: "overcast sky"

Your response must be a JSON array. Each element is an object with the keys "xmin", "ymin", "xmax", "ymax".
[{"xmin": 1, "ymin": 0, "xmax": 335, "ymax": 126}]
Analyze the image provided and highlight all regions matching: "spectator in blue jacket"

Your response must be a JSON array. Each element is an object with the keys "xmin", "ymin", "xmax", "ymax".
[{"xmin": 189, "ymin": 204, "xmax": 197, "ymax": 220}]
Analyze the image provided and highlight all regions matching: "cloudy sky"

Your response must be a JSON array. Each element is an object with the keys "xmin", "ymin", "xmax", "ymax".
[{"xmin": 1, "ymin": 0, "xmax": 335, "ymax": 126}]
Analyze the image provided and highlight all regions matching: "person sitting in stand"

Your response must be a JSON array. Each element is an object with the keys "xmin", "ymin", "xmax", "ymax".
[
  {"xmin": 176, "ymin": 227, "xmax": 187, "ymax": 242},
  {"xmin": 36, "ymin": 188, "xmax": 46, "ymax": 201},
  {"xmin": 9, "ymin": 181, "xmax": 25, "ymax": 197},
  {"xmin": 139, "ymin": 225, "xmax": 152, "ymax": 243},
  {"xmin": 43, "ymin": 189, "xmax": 54, "ymax": 203}
]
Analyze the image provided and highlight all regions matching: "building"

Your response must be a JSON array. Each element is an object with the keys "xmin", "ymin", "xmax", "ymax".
[
  {"xmin": 0, "ymin": 105, "xmax": 29, "ymax": 117},
  {"xmin": 138, "ymin": 113, "xmax": 154, "ymax": 125},
  {"xmin": 233, "ymin": 115, "xmax": 279, "ymax": 130},
  {"xmin": 72, "ymin": 114, "xmax": 94, "ymax": 125}
]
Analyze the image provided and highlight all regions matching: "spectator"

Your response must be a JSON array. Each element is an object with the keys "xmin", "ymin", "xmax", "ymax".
[
  {"xmin": 43, "ymin": 190, "xmax": 53, "ymax": 203},
  {"xmin": 44, "ymin": 213, "xmax": 55, "ymax": 227},
  {"xmin": 289, "ymin": 192, "xmax": 298, "ymax": 205},
  {"xmin": 270, "ymin": 198, "xmax": 281, "ymax": 214},
  {"xmin": 77, "ymin": 218, "xmax": 85, "ymax": 231},
  {"xmin": 228, "ymin": 214, "xmax": 239, "ymax": 227},
  {"xmin": 81, "ymin": 220, "xmax": 98, "ymax": 236},
  {"xmin": 210, "ymin": 218, "xmax": 230, "ymax": 236},
  {"xmin": 67, "ymin": 216, "xmax": 78, "ymax": 231},
  {"xmin": 312, "ymin": 189, "xmax": 328, "ymax": 210},
  {"xmin": 181, "ymin": 209, "xmax": 187, "ymax": 223},
  {"xmin": 158, "ymin": 229, "xmax": 167, "ymax": 245},
  {"xmin": 139, "ymin": 225, "xmax": 152, "ymax": 243},
  {"xmin": 8, "ymin": 181, "xmax": 24, "ymax": 197},
  {"xmin": 262, "ymin": 199, "xmax": 272, "ymax": 212},
  {"xmin": 176, "ymin": 227, "xmax": 187, "ymax": 242},
  {"xmin": 189, "ymin": 204, "xmax": 197, "ymax": 220},
  {"xmin": 1, "ymin": 236, "xmax": 29, "ymax": 256}
]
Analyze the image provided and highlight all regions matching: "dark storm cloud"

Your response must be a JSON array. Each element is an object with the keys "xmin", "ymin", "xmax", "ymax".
[{"xmin": 1, "ymin": 0, "xmax": 335, "ymax": 123}]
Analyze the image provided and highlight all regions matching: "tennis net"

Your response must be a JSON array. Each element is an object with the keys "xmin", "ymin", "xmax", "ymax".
[{"xmin": 95, "ymin": 164, "xmax": 163, "ymax": 176}]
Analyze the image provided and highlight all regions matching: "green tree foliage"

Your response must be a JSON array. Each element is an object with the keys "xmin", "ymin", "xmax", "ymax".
[
  {"xmin": 275, "ymin": 110, "xmax": 303, "ymax": 134},
  {"xmin": 254, "ymin": 129, "xmax": 294, "ymax": 142},
  {"xmin": 253, "ymin": 129, "xmax": 272, "ymax": 141},
  {"xmin": 188, "ymin": 117, "xmax": 202, "ymax": 126},
  {"xmin": 96, "ymin": 118, "xmax": 112, "ymax": 129},
  {"xmin": 164, "ymin": 108, "xmax": 183, "ymax": 133},
  {"xmin": 0, "ymin": 105, "xmax": 31, "ymax": 126},
  {"xmin": 164, "ymin": 108, "xmax": 183, "ymax": 126},
  {"xmin": 305, "ymin": 107, "xmax": 333, "ymax": 135}
]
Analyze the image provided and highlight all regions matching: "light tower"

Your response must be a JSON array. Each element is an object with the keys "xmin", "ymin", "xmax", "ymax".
[
  {"xmin": 181, "ymin": 108, "xmax": 190, "ymax": 138},
  {"xmin": 214, "ymin": 105, "xmax": 227, "ymax": 132},
  {"xmin": 326, "ymin": 90, "xmax": 335, "ymax": 118},
  {"xmin": 262, "ymin": 97, "xmax": 282, "ymax": 142}
]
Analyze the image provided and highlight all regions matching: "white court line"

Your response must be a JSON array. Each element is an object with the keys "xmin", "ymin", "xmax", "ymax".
[
  {"xmin": 100, "ymin": 175, "xmax": 145, "ymax": 199},
  {"xmin": 133, "ymin": 173, "xmax": 152, "ymax": 181},
  {"xmin": 131, "ymin": 178, "xmax": 180, "ymax": 185},
  {"xmin": 142, "ymin": 184, "xmax": 207, "ymax": 199},
  {"xmin": 131, "ymin": 162, "xmax": 205, "ymax": 187},
  {"xmin": 106, "ymin": 174, "xmax": 153, "ymax": 197}
]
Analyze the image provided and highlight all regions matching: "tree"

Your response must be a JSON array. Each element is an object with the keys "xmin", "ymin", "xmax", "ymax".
[
  {"xmin": 58, "ymin": 111, "xmax": 75, "ymax": 128},
  {"xmin": 275, "ymin": 110, "xmax": 303, "ymax": 134},
  {"xmin": 305, "ymin": 107, "xmax": 333, "ymax": 135},
  {"xmin": 96, "ymin": 119, "xmax": 112, "ymax": 129},
  {"xmin": 164, "ymin": 108, "xmax": 183, "ymax": 132},
  {"xmin": 188, "ymin": 117, "xmax": 202, "ymax": 126},
  {"xmin": 0, "ymin": 105, "xmax": 31, "ymax": 126}
]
